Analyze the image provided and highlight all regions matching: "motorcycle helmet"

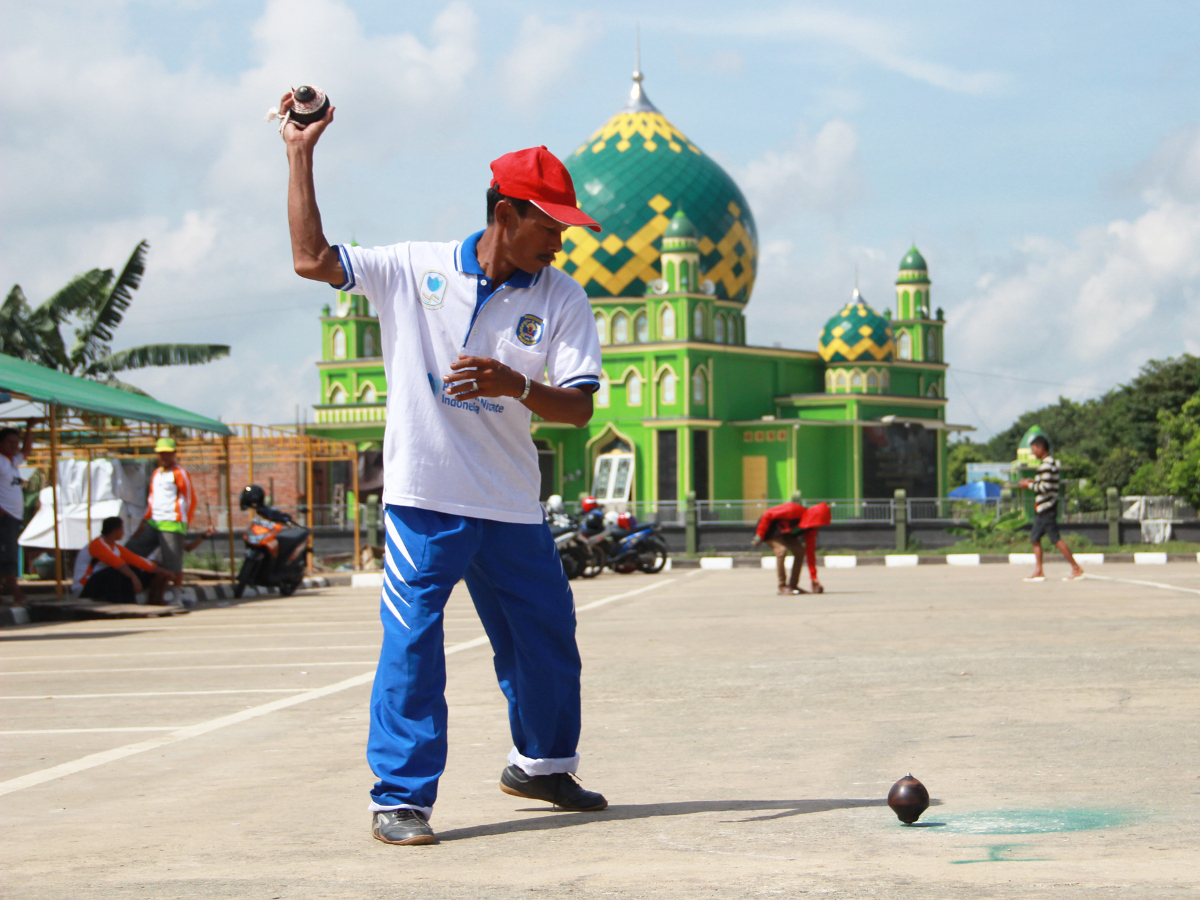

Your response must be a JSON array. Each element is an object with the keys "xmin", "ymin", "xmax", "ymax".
[
  {"xmin": 617, "ymin": 512, "xmax": 637, "ymax": 530},
  {"xmin": 583, "ymin": 509, "xmax": 605, "ymax": 531},
  {"xmin": 581, "ymin": 496, "xmax": 599, "ymax": 512},
  {"xmin": 546, "ymin": 494, "xmax": 565, "ymax": 515},
  {"xmin": 603, "ymin": 510, "xmax": 620, "ymax": 527},
  {"xmin": 240, "ymin": 484, "xmax": 266, "ymax": 510}
]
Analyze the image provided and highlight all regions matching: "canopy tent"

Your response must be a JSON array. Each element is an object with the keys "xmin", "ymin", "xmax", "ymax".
[
  {"xmin": 0, "ymin": 353, "xmax": 231, "ymax": 435},
  {"xmin": 948, "ymin": 480, "xmax": 1003, "ymax": 502}
]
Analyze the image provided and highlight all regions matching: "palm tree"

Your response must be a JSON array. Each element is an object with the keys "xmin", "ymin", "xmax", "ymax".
[{"xmin": 1, "ymin": 240, "xmax": 230, "ymax": 395}]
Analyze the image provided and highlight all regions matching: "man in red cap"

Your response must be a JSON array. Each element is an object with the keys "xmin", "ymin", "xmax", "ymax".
[
  {"xmin": 279, "ymin": 94, "xmax": 606, "ymax": 846},
  {"xmin": 752, "ymin": 501, "xmax": 830, "ymax": 595}
]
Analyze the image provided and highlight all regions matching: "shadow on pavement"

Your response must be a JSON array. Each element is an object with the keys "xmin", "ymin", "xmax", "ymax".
[
  {"xmin": 0, "ymin": 629, "xmax": 145, "ymax": 642},
  {"xmin": 438, "ymin": 798, "xmax": 890, "ymax": 841}
]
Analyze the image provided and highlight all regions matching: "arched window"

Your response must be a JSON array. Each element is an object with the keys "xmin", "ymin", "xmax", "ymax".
[
  {"xmin": 867, "ymin": 371, "xmax": 878, "ymax": 390},
  {"xmin": 825, "ymin": 371, "xmax": 834, "ymax": 392},
  {"xmin": 692, "ymin": 305, "xmax": 704, "ymax": 340},
  {"xmin": 360, "ymin": 382, "xmax": 377, "ymax": 403},
  {"xmin": 851, "ymin": 370, "xmax": 864, "ymax": 390},
  {"xmin": 612, "ymin": 311, "xmax": 630, "ymax": 344},
  {"xmin": 329, "ymin": 384, "xmax": 347, "ymax": 405},
  {"xmin": 362, "ymin": 328, "xmax": 378, "ymax": 358},
  {"xmin": 595, "ymin": 374, "xmax": 610, "ymax": 408},
  {"xmin": 897, "ymin": 331, "xmax": 912, "ymax": 360},
  {"xmin": 594, "ymin": 312, "xmax": 608, "ymax": 345},
  {"xmin": 660, "ymin": 371, "xmax": 677, "ymax": 405},
  {"xmin": 665, "ymin": 260, "xmax": 676, "ymax": 289},
  {"xmin": 626, "ymin": 372, "xmax": 642, "ymax": 406},
  {"xmin": 714, "ymin": 315, "xmax": 725, "ymax": 344},
  {"xmin": 692, "ymin": 369, "xmax": 707, "ymax": 405},
  {"xmin": 331, "ymin": 328, "xmax": 347, "ymax": 360},
  {"xmin": 835, "ymin": 371, "xmax": 847, "ymax": 391},
  {"xmin": 634, "ymin": 311, "xmax": 649, "ymax": 343},
  {"xmin": 926, "ymin": 330, "xmax": 936, "ymax": 360},
  {"xmin": 660, "ymin": 304, "xmax": 676, "ymax": 340},
  {"xmin": 882, "ymin": 369, "xmax": 891, "ymax": 392},
  {"xmin": 680, "ymin": 260, "xmax": 690, "ymax": 291},
  {"xmin": 927, "ymin": 381, "xmax": 940, "ymax": 398}
]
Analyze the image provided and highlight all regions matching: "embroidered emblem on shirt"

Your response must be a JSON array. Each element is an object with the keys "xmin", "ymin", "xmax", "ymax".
[
  {"xmin": 516, "ymin": 314, "xmax": 545, "ymax": 347},
  {"xmin": 419, "ymin": 270, "xmax": 449, "ymax": 310}
]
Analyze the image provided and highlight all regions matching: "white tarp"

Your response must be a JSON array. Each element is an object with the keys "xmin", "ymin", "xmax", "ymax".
[{"xmin": 19, "ymin": 459, "xmax": 146, "ymax": 550}]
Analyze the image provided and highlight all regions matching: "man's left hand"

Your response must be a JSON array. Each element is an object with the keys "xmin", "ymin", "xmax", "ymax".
[{"xmin": 444, "ymin": 355, "xmax": 524, "ymax": 401}]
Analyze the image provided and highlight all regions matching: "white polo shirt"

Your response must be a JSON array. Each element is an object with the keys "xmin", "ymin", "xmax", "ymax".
[{"xmin": 335, "ymin": 232, "xmax": 601, "ymax": 524}]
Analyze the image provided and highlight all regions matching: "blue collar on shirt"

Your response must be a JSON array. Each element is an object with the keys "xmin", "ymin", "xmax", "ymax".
[{"xmin": 457, "ymin": 230, "xmax": 538, "ymax": 344}]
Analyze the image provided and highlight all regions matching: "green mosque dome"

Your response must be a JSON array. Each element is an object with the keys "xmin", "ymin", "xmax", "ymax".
[
  {"xmin": 663, "ymin": 209, "xmax": 698, "ymax": 239},
  {"xmin": 554, "ymin": 74, "xmax": 758, "ymax": 303},
  {"xmin": 896, "ymin": 246, "xmax": 930, "ymax": 285},
  {"xmin": 818, "ymin": 289, "xmax": 896, "ymax": 363},
  {"xmin": 1018, "ymin": 425, "xmax": 1047, "ymax": 449}
]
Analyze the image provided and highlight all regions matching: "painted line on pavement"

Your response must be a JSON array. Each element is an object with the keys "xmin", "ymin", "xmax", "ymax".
[
  {"xmin": 1, "ymin": 645, "xmax": 383, "ymax": 661},
  {"xmin": 0, "ymin": 661, "xmax": 378, "ymax": 676},
  {"xmin": 1, "ymin": 727, "xmax": 186, "ymax": 735},
  {"xmin": 0, "ymin": 579, "xmax": 673, "ymax": 796},
  {"xmin": 1083, "ymin": 573, "xmax": 1200, "ymax": 596},
  {"xmin": 0, "ymin": 689, "xmax": 306, "ymax": 700}
]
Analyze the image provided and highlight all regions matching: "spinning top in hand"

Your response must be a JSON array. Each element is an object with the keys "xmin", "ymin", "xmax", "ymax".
[
  {"xmin": 887, "ymin": 774, "xmax": 930, "ymax": 824},
  {"xmin": 289, "ymin": 85, "xmax": 330, "ymax": 126}
]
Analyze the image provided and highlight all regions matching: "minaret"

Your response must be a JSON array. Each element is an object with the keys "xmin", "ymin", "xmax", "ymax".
[
  {"xmin": 660, "ymin": 209, "xmax": 700, "ymax": 293},
  {"xmin": 892, "ymin": 246, "xmax": 942, "ymax": 362}
]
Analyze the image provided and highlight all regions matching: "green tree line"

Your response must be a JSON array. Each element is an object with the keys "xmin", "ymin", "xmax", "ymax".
[{"xmin": 949, "ymin": 355, "xmax": 1200, "ymax": 506}]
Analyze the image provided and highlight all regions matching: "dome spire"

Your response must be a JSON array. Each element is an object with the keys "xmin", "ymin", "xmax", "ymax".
[{"xmin": 624, "ymin": 26, "xmax": 660, "ymax": 114}]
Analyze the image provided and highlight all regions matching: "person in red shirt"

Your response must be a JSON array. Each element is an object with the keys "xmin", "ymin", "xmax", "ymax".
[
  {"xmin": 752, "ymin": 501, "xmax": 831, "ymax": 595},
  {"xmin": 78, "ymin": 517, "xmax": 172, "ymax": 605}
]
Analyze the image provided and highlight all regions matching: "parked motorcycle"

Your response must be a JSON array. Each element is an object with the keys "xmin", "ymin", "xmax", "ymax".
[
  {"xmin": 234, "ymin": 485, "xmax": 311, "ymax": 598},
  {"xmin": 580, "ymin": 508, "xmax": 669, "ymax": 575},
  {"xmin": 546, "ymin": 494, "xmax": 599, "ymax": 580}
]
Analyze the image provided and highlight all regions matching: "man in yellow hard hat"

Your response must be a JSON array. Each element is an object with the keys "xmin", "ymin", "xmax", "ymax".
[{"xmin": 127, "ymin": 437, "xmax": 196, "ymax": 603}]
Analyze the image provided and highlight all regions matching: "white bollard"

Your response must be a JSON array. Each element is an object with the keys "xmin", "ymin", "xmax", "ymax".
[
  {"xmin": 946, "ymin": 554, "xmax": 981, "ymax": 566},
  {"xmin": 823, "ymin": 556, "xmax": 857, "ymax": 568},
  {"xmin": 1134, "ymin": 552, "xmax": 1168, "ymax": 565},
  {"xmin": 885, "ymin": 555, "xmax": 919, "ymax": 567},
  {"xmin": 699, "ymin": 557, "xmax": 733, "ymax": 569}
]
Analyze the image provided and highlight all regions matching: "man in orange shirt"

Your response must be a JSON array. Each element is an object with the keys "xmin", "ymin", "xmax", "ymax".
[
  {"xmin": 752, "ymin": 501, "xmax": 830, "ymax": 595},
  {"xmin": 128, "ymin": 437, "xmax": 196, "ymax": 599},
  {"xmin": 78, "ymin": 517, "xmax": 172, "ymax": 605}
]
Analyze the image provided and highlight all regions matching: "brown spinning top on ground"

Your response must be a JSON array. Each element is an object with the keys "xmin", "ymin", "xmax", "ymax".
[{"xmin": 887, "ymin": 774, "xmax": 930, "ymax": 824}]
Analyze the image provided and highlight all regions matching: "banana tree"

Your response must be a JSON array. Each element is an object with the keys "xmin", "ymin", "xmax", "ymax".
[{"xmin": 2, "ymin": 241, "xmax": 229, "ymax": 395}]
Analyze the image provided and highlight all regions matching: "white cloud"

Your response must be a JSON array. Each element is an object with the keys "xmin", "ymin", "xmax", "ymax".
[
  {"xmin": 738, "ymin": 119, "xmax": 863, "ymax": 223},
  {"xmin": 948, "ymin": 130, "xmax": 1200, "ymax": 434},
  {"xmin": 498, "ymin": 14, "xmax": 598, "ymax": 114},
  {"xmin": 671, "ymin": 7, "xmax": 1005, "ymax": 94}
]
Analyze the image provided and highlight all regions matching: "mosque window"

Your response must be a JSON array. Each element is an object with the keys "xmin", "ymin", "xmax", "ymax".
[
  {"xmin": 331, "ymin": 328, "xmax": 347, "ymax": 360},
  {"xmin": 596, "ymin": 374, "xmax": 610, "ymax": 408},
  {"xmin": 626, "ymin": 372, "xmax": 642, "ymax": 406},
  {"xmin": 329, "ymin": 384, "xmax": 347, "ymax": 405},
  {"xmin": 851, "ymin": 370, "xmax": 864, "ymax": 390},
  {"xmin": 661, "ymin": 371, "xmax": 677, "ymax": 405},
  {"xmin": 692, "ymin": 369, "xmax": 707, "ymax": 405},
  {"xmin": 825, "ymin": 371, "xmax": 834, "ymax": 392},
  {"xmin": 660, "ymin": 304, "xmax": 676, "ymax": 340},
  {"xmin": 594, "ymin": 312, "xmax": 609, "ymax": 345},
  {"xmin": 362, "ymin": 328, "xmax": 378, "ymax": 358},
  {"xmin": 835, "ymin": 371, "xmax": 847, "ymax": 391},
  {"xmin": 613, "ymin": 311, "xmax": 630, "ymax": 344},
  {"xmin": 360, "ymin": 382, "xmax": 377, "ymax": 403},
  {"xmin": 680, "ymin": 260, "xmax": 691, "ymax": 291},
  {"xmin": 714, "ymin": 315, "xmax": 725, "ymax": 344},
  {"xmin": 692, "ymin": 305, "xmax": 704, "ymax": 340},
  {"xmin": 634, "ymin": 311, "xmax": 649, "ymax": 343},
  {"xmin": 926, "ymin": 330, "xmax": 936, "ymax": 360},
  {"xmin": 882, "ymin": 369, "xmax": 891, "ymax": 392},
  {"xmin": 927, "ymin": 382, "xmax": 940, "ymax": 398},
  {"xmin": 867, "ymin": 371, "xmax": 878, "ymax": 390},
  {"xmin": 898, "ymin": 331, "xmax": 912, "ymax": 360}
]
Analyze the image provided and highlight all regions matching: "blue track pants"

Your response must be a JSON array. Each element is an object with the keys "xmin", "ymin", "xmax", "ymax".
[{"xmin": 367, "ymin": 505, "xmax": 582, "ymax": 816}]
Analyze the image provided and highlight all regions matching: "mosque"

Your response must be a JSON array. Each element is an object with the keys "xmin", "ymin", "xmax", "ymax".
[{"xmin": 310, "ymin": 70, "xmax": 961, "ymax": 506}]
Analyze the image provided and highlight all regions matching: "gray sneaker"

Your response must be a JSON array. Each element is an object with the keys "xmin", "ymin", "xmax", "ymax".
[
  {"xmin": 372, "ymin": 809, "xmax": 436, "ymax": 845},
  {"xmin": 499, "ymin": 765, "xmax": 608, "ymax": 811}
]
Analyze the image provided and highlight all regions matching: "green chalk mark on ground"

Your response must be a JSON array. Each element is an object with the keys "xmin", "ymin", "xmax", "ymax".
[
  {"xmin": 950, "ymin": 843, "xmax": 1051, "ymax": 865},
  {"xmin": 940, "ymin": 808, "xmax": 1131, "ymax": 835}
]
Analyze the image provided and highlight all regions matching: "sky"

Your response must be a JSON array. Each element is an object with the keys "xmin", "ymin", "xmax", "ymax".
[{"xmin": 4, "ymin": 0, "xmax": 1200, "ymax": 439}]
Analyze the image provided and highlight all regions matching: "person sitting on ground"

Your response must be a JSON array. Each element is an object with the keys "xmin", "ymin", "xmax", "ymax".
[
  {"xmin": 1018, "ymin": 435, "xmax": 1084, "ymax": 582},
  {"xmin": 76, "ymin": 517, "xmax": 173, "ymax": 605},
  {"xmin": 752, "ymin": 500, "xmax": 831, "ymax": 595}
]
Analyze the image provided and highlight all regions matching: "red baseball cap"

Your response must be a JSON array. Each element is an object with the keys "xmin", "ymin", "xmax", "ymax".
[{"xmin": 490, "ymin": 146, "xmax": 601, "ymax": 232}]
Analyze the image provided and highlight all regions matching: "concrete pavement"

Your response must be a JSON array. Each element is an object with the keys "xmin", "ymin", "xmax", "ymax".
[{"xmin": 3, "ymin": 562, "xmax": 1199, "ymax": 898}]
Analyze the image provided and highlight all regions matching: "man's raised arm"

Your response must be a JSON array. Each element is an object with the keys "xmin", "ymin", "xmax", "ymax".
[{"xmin": 282, "ymin": 91, "xmax": 346, "ymax": 286}]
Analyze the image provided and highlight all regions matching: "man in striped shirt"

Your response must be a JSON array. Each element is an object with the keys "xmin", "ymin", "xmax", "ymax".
[{"xmin": 1018, "ymin": 435, "xmax": 1084, "ymax": 582}]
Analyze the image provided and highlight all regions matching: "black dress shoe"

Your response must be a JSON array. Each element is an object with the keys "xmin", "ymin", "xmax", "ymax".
[
  {"xmin": 372, "ymin": 809, "xmax": 436, "ymax": 845},
  {"xmin": 499, "ymin": 765, "xmax": 608, "ymax": 811}
]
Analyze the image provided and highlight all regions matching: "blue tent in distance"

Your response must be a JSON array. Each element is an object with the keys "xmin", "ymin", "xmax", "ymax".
[{"xmin": 949, "ymin": 481, "xmax": 1003, "ymax": 502}]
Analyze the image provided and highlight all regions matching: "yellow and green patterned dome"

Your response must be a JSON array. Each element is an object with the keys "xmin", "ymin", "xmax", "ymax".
[
  {"xmin": 553, "ymin": 74, "xmax": 758, "ymax": 303},
  {"xmin": 818, "ymin": 289, "xmax": 896, "ymax": 362}
]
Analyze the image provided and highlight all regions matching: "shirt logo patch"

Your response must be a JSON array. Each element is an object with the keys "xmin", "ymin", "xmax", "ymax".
[
  {"xmin": 516, "ymin": 314, "xmax": 545, "ymax": 346},
  {"xmin": 419, "ymin": 270, "xmax": 449, "ymax": 310}
]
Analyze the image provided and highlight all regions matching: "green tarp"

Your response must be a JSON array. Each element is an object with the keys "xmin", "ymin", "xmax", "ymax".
[{"xmin": 0, "ymin": 354, "xmax": 232, "ymax": 435}]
